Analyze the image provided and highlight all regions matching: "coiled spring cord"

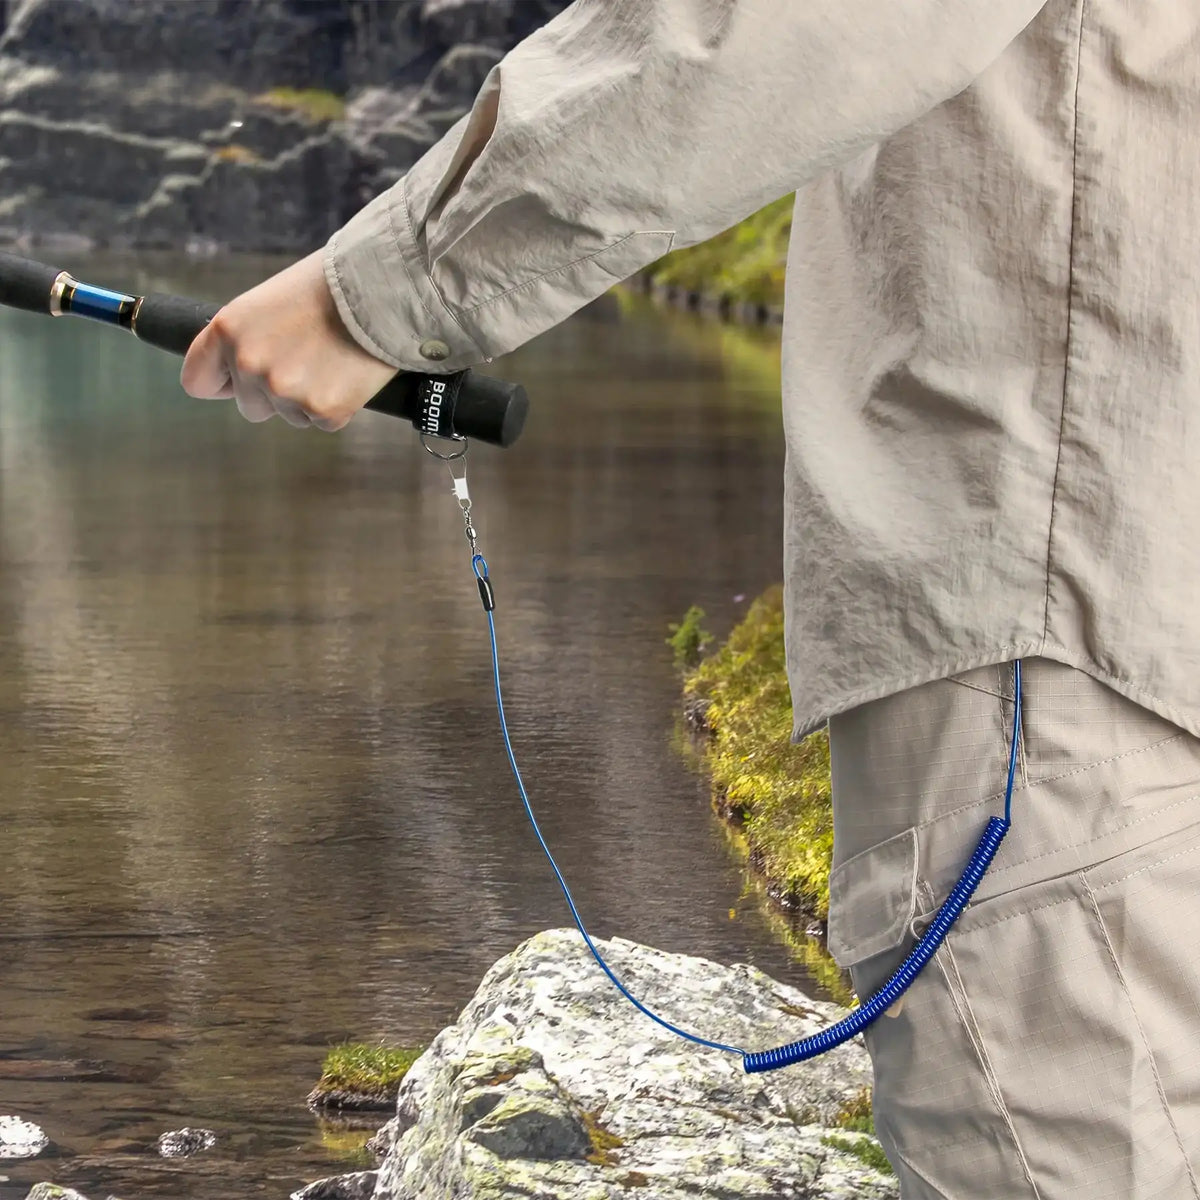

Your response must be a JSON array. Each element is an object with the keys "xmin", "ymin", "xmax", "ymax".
[{"xmin": 448, "ymin": 452, "xmax": 1022, "ymax": 1071}]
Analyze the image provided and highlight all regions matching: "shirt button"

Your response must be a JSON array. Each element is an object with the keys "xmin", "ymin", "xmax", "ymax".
[{"xmin": 418, "ymin": 338, "xmax": 451, "ymax": 361}]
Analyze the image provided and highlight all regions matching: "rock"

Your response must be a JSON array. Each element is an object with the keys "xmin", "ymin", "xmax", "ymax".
[
  {"xmin": 1, "ymin": 0, "xmax": 346, "ymax": 92},
  {"xmin": 0, "ymin": 0, "xmax": 574, "ymax": 251},
  {"xmin": 371, "ymin": 928, "xmax": 898, "ymax": 1199},
  {"xmin": 23, "ymin": 1186, "xmax": 91, "ymax": 1200},
  {"xmin": 156, "ymin": 1127, "xmax": 216, "ymax": 1158},
  {"xmin": 364, "ymin": 1118, "xmax": 398, "ymax": 1161},
  {"xmin": 290, "ymin": 1170, "xmax": 378, "ymax": 1200},
  {"xmin": 0, "ymin": 1116, "xmax": 48, "ymax": 1159}
]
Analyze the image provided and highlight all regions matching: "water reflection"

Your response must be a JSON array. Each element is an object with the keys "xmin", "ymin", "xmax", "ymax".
[{"xmin": 0, "ymin": 254, "xmax": 804, "ymax": 1198}]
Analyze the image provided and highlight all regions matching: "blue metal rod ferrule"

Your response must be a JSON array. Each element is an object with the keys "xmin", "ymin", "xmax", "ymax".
[{"xmin": 61, "ymin": 281, "xmax": 137, "ymax": 328}]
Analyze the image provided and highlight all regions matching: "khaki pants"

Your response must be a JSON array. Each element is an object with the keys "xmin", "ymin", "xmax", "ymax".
[{"xmin": 826, "ymin": 657, "xmax": 1200, "ymax": 1199}]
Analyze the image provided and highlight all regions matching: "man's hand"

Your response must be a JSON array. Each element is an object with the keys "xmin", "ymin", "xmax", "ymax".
[{"xmin": 180, "ymin": 249, "xmax": 399, "ymax": 432}]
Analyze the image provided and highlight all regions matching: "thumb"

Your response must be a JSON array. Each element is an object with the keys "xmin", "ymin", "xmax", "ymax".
[{"xmin": 179, "ymin": 316, "xmax": 234, "ymax": 399}]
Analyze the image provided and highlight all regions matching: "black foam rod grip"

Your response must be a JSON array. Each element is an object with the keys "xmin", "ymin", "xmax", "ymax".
[
  {"xmin": 0, "ymin": 250, "xmax": 64, "ymax": 314},
  {"xmin": 364, "ymin": 370, "xmax": 529, "ymax": 447},
  {"xmin": 452, "ymin": 373, "xmax": 529, "ymax": 448},
  {"xmin": 134, "ymin": 293, "xmax": 221, "ymax": 356}
]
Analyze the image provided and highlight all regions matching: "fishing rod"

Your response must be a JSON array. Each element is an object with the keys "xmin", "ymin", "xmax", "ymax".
[{"xmin": 0, "ymin": 250, "xmax": 529, "ymax": 448}]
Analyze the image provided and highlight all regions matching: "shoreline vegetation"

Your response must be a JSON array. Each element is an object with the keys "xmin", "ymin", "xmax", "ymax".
[
  {"xmin": 625, "ymin": 193, "xmax": 792, "ymax": 324},
  {"xmin": 308, "ymin": 1042, "xmax": 425, "ymax": 1113},
  {"xmin": 670, "ymin": 595, "xmax": 842, "ymax": 981}
]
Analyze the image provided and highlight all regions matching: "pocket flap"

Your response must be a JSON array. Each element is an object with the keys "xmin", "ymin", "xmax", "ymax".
[{"xmin": 826, "ymin": 826, "xmax": 918, "ymax": 967}]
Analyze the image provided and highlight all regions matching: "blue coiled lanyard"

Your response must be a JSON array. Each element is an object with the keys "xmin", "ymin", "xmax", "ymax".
[{"xmin": 434, "ymin": 445, "xmax": 1019, "ymax": 1073}]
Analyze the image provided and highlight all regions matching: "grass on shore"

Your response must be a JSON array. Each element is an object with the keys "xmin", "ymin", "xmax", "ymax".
[
  {"xmin": 822, "ymin": 1088, "xmax": 895, "ymax": 1176},
  {"xmin": 679, "ymin": 587, "xmax": 834, "ymax": 921},
  {"xmin": 315, "ymin": 1041, "xmax": 425, "ymax": 1100}
]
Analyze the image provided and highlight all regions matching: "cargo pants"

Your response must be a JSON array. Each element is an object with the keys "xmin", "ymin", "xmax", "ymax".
[{"xmin": 825, "ymin": 656, "xmax": 1200, "ymax": 1198}]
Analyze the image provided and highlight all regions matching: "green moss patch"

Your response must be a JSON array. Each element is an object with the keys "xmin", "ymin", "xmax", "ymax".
[
  {"xmin": 681, "ymin": 586, "xmax": 833, "ymax": 922},
  {"xmin": 833, "ymin": 1087, "xmax": 876, "ymax": 1134},
  {"xmin": 820, "ymin": 1088, "xmax": 895, "ymax": 1177},
  {"xmin": 254, "ymin": 86, "xmax": 347, "ymax": 122},
  {"xmin": 309, "ymin": 1041, "xmax": 425, "ymax": 1110},
  {"xmin": 821, "ymin": 1131, "xmax": 895, "ymax": 1176}
]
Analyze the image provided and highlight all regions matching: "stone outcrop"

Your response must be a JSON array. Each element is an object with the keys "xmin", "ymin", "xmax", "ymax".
[
  {"xmin": 305, "ymin": 928, "xmax": 898, "ymax": 1199},
  {"xmin": 0, "ymin": 0, "xmax": 569, "ymax": 252}
]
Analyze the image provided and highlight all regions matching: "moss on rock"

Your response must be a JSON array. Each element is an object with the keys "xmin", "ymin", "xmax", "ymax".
[
  {"xmin": 309, "ymin": 1042, "xmax": 426, "ymax": 1111},
  {"xmin": 253, "ymin": 86, "xmax": 346, "ymax": 122},
  {"xmin": 681, "ymin": 586, "xmax": 834, "ymax": 922}
]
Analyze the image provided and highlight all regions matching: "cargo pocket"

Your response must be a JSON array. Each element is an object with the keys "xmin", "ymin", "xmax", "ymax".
[
  {"xmin": 825, "ymin": 826, "xmax": 1044, "ymax": 1200},
  {"xmin": 873, "ymin": 823, "xmax": 1200, "ymax": 1200},
  {"xmin": 827, "ymin": 826, "xmax": 919, "ymax": 971}
]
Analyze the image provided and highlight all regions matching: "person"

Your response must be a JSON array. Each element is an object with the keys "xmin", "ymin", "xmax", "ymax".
[{"xmin": 181, "ymin": 2, "xmax": 1200, "ymax": 1195}]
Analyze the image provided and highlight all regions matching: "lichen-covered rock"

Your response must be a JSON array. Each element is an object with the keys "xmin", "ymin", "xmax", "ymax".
[
  {"xmin": 23, "ymin": 1185, "xmax": 91, "ymax": 1200},
  {"xmin": 290, "ymin": 1170, "xmax": 378, "ymax": 1200},
  {"xmin": 156, "ymin": 1127, "xmax": 216, "ymax": 1157},
  {"xmin": 371, "ymin": 928, "xmax": 898, "ymax": 1200},
  {"xmin": 364, "ymin": 1117, "xmax": 398, "ymax": 1162},
  {"xmin": 0, "ymin": 1116, "xmax": 48, "ymax": 1159}
]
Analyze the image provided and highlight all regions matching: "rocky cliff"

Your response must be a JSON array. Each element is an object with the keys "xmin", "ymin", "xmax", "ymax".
[{"xmin": 0, "ymin": 0, "xmax": 569, "ymax": 253}]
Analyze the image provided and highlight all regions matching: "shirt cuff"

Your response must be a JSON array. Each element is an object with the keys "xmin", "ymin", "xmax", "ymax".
[{"xmin": 323, "ymin": 175, "xmax": 486, "ymax": 375}]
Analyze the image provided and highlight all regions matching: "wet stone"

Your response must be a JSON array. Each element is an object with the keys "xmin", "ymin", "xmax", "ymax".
[
  {"xmin": 0, "ymin": 1116, "xmax": 48, "ymax": 1159},
  {"xmin": 156, "ymin": 1127, "xmax": 216, "ymax": 1157},
  {"xmin": 290, "ymin": 1170, "xmax": 378, "ymax": 1200}
]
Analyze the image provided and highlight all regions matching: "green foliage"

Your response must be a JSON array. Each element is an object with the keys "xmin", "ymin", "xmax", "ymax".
[
  {"xmin": 644, "ymin": 193, "xmax": 793, "ymax": 306},
  {"xmin": 255, "ymin": 86, "xmax": 347, "ymax": 122},
  {"xmin": 683, "ymin": 586, "xmax": 834, "ymax": 920},
  {"xmin": 317, "ymin": 1041, "xmax": 425, "ymax": 1098},
  {"xmin": 821, "ymin": 1132, "xmax": 896, "ymax": 1176},
  {"xmin": 712, "ymin": 816, "xmax": 853, "ymax": 1006},
  {"xmin": 834, "ymin": 1088, "xmax": 876, "ymax": 1134},
  {"xmin": 820, "ymin": 1088, "xmax": 895, "ymax": 1176},
  {"xmin": 666, "ymin": 604, "xmax": 715, "ymax": 671}
]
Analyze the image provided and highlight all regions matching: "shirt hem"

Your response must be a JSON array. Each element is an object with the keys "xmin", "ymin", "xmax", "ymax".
[{"xmin": 791, "ymin": 641, "xmax": 1200, "ymax": 745}]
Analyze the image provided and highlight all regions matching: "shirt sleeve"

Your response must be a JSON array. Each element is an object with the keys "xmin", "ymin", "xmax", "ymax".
[{"xmin": 324, "ymin": 0, "xmax": 1050, "ymax": 375}]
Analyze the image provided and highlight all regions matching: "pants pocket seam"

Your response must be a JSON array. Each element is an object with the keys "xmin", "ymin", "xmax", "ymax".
[
  {"xmin": 1087, "ymin": 836, "xmax": 1200, "ymax": 893},
  {"xmin": 945, "ymin": 676, "xmax": 1006, "ymax": 700},
  {"xmin": 1024, "ymin": 732, "xmax": 1186, "ymax": 787},
  {"xmin": 990, "ymin": 791, "xmax": 1200, "ymax": 882},
  {"xmin": 937, "ymin": 942, "xmax": 1045, "ymax": 1197},
  {"xmin": 1082, "ymin": 876, "xmax": 1200, "ymax": 1198}
]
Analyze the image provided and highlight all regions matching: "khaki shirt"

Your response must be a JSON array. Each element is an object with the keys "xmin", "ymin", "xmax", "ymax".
[{"xmin": 325, "ymin": 0, "xmax": 1200, "ymax": 743}]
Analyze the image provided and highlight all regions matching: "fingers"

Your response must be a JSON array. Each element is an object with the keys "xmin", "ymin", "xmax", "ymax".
[
  {"xmin": 179, "ymin": 318, "xmax": 235, "ymax": 399},
  {"xmin": 178, "ymin": 252, "xmax": 398, "ymax": 432},
  {"xmin": 235, "ymin": 378, "xmax": 280, "ymax": 424},
  {"xmin": 271, "ymin": 396, "xmax": 315, "ymax": 429}
]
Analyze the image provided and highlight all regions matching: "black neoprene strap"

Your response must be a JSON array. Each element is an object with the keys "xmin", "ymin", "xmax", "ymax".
[{"xmin": 418, "ymin": 373, "xmax": 466, "ymax": 439}]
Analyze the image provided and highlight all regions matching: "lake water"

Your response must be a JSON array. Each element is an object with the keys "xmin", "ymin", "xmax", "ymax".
[{"xmin": 0, "ymin": 252, "xmax": 814, "ymax": 1199}]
